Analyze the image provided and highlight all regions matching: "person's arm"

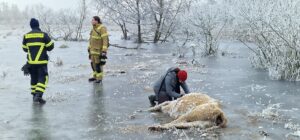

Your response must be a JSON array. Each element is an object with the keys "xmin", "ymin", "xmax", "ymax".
[
  {"xmin": 165, "ymin": 74, "xmax": 181, "ymax": 98},
  {"xmin": 44, "ymin": 33, "xmax": 54, "ymax": 51},
  {"xmin": 181, "ymin": 81, "xmax": 190, "ymax": 94},
  {"xmin": 100, "ymin": 26, "xmax": 108, "ymax": 52},
  {"xmin": 22, "ymin": 35, "xmax": 28, "ymax": 52},
  {"xmin": 88, "ymin": 30, "xmax": 92, "ymax": 52}
]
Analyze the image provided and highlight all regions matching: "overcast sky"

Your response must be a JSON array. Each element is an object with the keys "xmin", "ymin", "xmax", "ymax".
[{"xmin": 0, "ymin": 0, "xmax": 90, "ymax": 11}]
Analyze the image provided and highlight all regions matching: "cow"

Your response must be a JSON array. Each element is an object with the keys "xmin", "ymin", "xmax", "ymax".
[{"xmin": 148, "ymin": 93, "xmax": 227, "ymax": 131}]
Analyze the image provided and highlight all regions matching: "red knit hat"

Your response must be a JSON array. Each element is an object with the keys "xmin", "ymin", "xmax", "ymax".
[{"xmin": 177, "ymin": 70, "xmax": 187, "ymax": 81}]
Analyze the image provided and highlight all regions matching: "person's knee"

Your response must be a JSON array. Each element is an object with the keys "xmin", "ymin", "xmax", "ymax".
[
  {"xmin": 149, "ymin": 95, "xmax": 157, "ymax": 101},
  {"xmin": 95, "ymin": 63, "xmax": 102, "ymax": 72}
]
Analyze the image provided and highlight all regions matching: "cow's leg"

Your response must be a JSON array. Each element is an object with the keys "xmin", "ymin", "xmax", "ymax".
[
  {"xmin": 148, "ymin": 101, "xmax": 170, "ymax": 112},
  {"xmin": 170, "ymin": 121, "xmax": 213, "ymax": 129},
  {"xmin": 148, "ymin": 121, "xmax": 213, "ymax": 131}
]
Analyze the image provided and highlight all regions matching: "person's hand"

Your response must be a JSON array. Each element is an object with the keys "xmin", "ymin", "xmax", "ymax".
[
  {"xmin": 179, "ymin": 93, "xmax": 185, "ymax": 97},
  {"xmin": 21, "ymin": 64, "xmax": 30, "ymax": 76},
  {"xmin": 101, "ymin": 52, "xmax": 107, "ymax": 59}
]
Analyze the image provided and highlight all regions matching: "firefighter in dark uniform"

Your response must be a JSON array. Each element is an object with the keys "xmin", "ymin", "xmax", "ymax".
[{"xmin": 22, "ymin": 18, "xmax": 54, "ymax": 104}]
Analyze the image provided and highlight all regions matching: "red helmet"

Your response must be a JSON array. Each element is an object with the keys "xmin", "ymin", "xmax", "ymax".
[{"xmin": 177, "ymin": 70, "xmax": 187, "ymax": 81}]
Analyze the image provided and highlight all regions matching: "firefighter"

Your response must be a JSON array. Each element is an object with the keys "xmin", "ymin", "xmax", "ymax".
[
  {"xmin": 88, "ymin": 16, "xmax": 109, "ymax": 83},
  {"xmin": 148, "ymin": 67, "xmax": 190, "ymax": 106},
  {"xmin": 22, "ymin": 18, "xmax": 54, "ymax": 104}
]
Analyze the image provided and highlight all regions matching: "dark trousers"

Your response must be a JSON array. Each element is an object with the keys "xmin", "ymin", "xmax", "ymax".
[
  {"xmin": 29, "ymin": 65, "xmax": 48, "ymax": 95},
  {"xmin": 156, "ymin": 84, "xmax": 181, "ymax": 104}
]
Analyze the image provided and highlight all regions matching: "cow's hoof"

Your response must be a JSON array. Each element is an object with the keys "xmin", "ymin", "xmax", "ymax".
[{"xmin": 148, "ymin": 125, "xmax": 163, "ymax": 131}]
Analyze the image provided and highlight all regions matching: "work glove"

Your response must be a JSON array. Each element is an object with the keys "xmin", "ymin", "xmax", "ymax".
[
  {"xmin": 21, "ymin": 63, "xmax": 30, "ymax": 76},
  {"xmin": 101, "ymin": 52, "xmax": 107, "ymax": 59},
  {"xmin": 99, "ymin": 52, "xmax": 107, "ymax": 65}
]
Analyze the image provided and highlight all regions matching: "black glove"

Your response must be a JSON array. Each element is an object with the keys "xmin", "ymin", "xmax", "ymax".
[
  {"xmin": 101, "ymin": 52, "xmax": 107, "ymax": 59},
  {"xmin": 99, "ymin": 52, "xmax": 107, "ymax": 65},
  {"xmin": 21, "ymin": 63, "xmax": 31, "ymax": 76}
]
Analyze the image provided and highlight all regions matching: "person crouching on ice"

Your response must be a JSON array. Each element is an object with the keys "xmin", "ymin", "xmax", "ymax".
[{"xmin": 148, "ymin": 67, "xmax": 190, "ymax": 106}]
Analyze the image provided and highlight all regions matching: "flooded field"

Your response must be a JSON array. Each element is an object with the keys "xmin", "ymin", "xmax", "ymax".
[{"xmin": 0, "ymin": 26, "xmax": 300, "ymax": 140}]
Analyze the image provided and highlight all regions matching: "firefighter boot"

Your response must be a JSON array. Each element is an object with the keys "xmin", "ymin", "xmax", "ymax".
[
  {"xmin": 33, "ymin": 92, "xmax": 46, "ymax": 104},
  {"xmin": 95, "ymin": 79, "xmax": 102, "ymax": 84},
  {"xmin": 89, "ymin": 77, "xmax": 96, "ymax": 82},
  {"xmin": 148, "ymin": 95, "xmax": 157, "ymax": 107},
  {"xmin": 33, "ymin": 93, "xmax": 39, "ymax": 102}
]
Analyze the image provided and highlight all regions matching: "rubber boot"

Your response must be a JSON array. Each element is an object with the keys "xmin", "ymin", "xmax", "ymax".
[
  {"xmin": 89, "ymin": 62, "xmax": 97, "ymax": 82},
  {"xmin": 33, "ymin": 92, "xmax": 46, "ymax": 104},
  {"xmin": 95, "ymin": 79, "xmax": 102, "ymax": 84},
  {"xmin": 148, "ymin": 95, "xmax": 157, "ymax": 107},
  {"xmin": 33, "ymin": 93, "xmax": 39, "ymax": 103},
  {"xmin": 31, "ymin": 92, "xmax": 35, "ymax": 101},
  {"xmin": 89, "ymin": 77, "xmax": 96, "ymax": 82}
]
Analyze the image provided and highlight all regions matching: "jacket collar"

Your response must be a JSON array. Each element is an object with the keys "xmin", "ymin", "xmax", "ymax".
[
  {"xmin": 93, "ymin": 23, "xmax": 101, "ymax": 29},
  {"xmin": 31, "ymin": 27, "xmax": 41, "ymax": 32}
]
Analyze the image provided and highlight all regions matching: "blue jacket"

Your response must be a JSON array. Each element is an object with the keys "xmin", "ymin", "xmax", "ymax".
[{"xmin": 153, "ymin": 67, "xmax": 190, "ymax": 98}]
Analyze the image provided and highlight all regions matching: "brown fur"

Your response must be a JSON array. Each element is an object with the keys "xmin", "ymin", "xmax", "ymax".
[{"xmin": 148, "ymin": 92, "xmax": 227, "ymax": 131}]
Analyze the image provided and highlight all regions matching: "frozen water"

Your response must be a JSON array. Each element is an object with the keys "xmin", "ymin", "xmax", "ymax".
[{"xmin": 0, "ymin": 26, "xmax": 300, "ymax": 139}]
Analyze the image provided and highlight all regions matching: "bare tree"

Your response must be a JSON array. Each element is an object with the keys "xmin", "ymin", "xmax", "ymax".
[
  {"xmin": 0, "ymin": 2, "xmax": 25, "ymax": 24},
  {"xmin": 74, "ymin": 0, "xmax": 87, "ymax": 41},
  {"xmin": 96, "ymin": 0, "xmax": 130, "ymax": 40},
  {"xmin": 235, "ymin": 0, "xmax": 300, "ymax": 81},
  {"xmin": 148, "ymin": 0, "xmax": 191, "ymax": 43},
  {"xmin": 136, "ymin": 0, "xmax": 142, "ymax": 43},
  {"xmin": 188, "ymin": 1, "xmax": 227, "ymax": 56},
  {"xmin": 95, "ymin": 0, "xmax": 148, "ymax": 43},
  {"xmin": 56, "ymin": 9, "xmax": 77, "ymax": 41}
]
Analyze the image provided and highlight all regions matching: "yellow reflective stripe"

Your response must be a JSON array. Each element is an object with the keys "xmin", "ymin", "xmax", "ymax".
[
  {"xmin": 101, "ymin": 33, "xmax": 108, "ymax": 38},
  {"xmin": 35, "ymin": 87, "xmax": 45, "ymax": 92},
  {"xmin": 28, "ymin": 61, "xmax": 48, "ymax": 64},
  {"xmin": 31, "ymin": 85, "xmax": 37, "ymax": 88},
  {"xmin": 22, "ymin": 45, "xmax": 28, "ymax": 49},
  {"xmin": 92, "ymin": 36, "xmax": 101, "ymax": 39},
  {"xmin": 95, "ymin": 72, "xmax": 103, "ymax": 77},
  {"xmin": 45, "ymin": 76, "xmax": 48, "ymax": 86},
  {"xmin": 26, "ymin": 42, "xmax": 45, "ymax": 62},
  {"xmin": 34, "ymin": 44, "xmax": 45, "ymax": 61},
  {"xmin": 45, "ymin": 41, "xmax": 54, "ymax": 47},
  {"xmin": 102, "ymin": 46, "xmax": 108, "ymax": 51},
  {"xmin": 37, "ymin": 83, "xmax": 46, "ymax": 88},
  {"xmin": 28, "ymin": 50, "xmax": 33, "ymax": 62},
  {"xmin": 26, "ymin": 42, "xmax": 45, "ymax": 46},
  {"xmin": 31, "ymin": 90, "xmax": 36, "ymax": 92},
  {"xmin": 25, "ymin": 33, "xmax": 44, "ymax": 39},
  {"xmin": 90, "ymin": 51, "xmax": 100, "ymax": 55}
]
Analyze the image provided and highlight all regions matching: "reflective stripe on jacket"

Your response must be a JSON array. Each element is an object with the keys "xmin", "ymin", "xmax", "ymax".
[
  {"xmin": 88, "ymin": 23, "xmax": 109, "ymax": 55},
  {"xmin": 22, "ymin": 28, "xmax": 54, "ymax": 64}
]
